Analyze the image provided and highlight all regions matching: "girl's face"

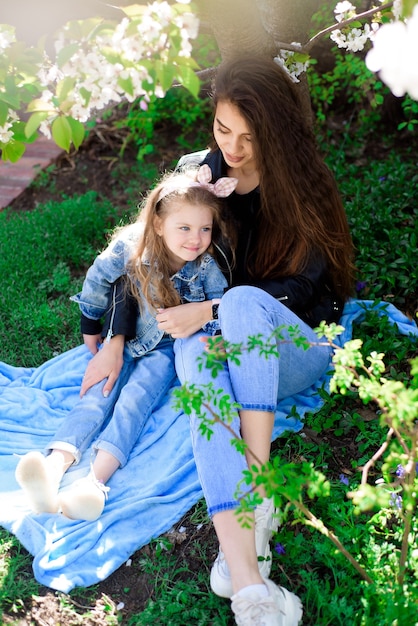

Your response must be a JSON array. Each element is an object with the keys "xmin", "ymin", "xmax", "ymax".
[
  {"xmin": 213, "ymin": 100, "xmax": 256, "ymax": 173},
  {"xmin": 155, "ymin": 200, "xmax": 213, "ymax": 272}
]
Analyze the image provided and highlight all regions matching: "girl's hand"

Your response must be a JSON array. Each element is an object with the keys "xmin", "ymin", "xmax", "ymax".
[
  {"xmin": 156, "ymin": 301, "xmax": 212, "ymax": 338},
  {"xmin": 80, "ymin": 334, "xmax": 124, "ymax": 398},
  {"xmin": 83, "ymin": 333, "xmax": 102, "ymax": 355}
]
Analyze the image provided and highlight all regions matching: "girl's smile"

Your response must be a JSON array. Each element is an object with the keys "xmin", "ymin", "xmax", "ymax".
[{"xmin": 154, "ymin": 200, "xmax": 213, "ymax": 272}]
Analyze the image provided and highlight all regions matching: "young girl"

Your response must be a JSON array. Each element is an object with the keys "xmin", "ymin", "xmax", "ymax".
[{"xmin": 15, "ymin": 168, "xmax": 236, "ymax": 522}]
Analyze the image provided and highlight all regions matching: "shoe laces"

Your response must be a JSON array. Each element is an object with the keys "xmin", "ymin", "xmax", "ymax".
[
  {"xmin": 232, "ymin": 593, "xmax": 283, "ymax": 626},
  {"xmin": 89, "ymin": 465, "xmax": 110, "ymax": 500},
  {"xmin": 214, "ymin": 548, "xmax": 230, "ymax": 577}
]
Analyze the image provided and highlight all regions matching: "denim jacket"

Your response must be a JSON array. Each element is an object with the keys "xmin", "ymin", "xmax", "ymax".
[{"xmin": 71, "ymin": 223, "xmax": 227, "ymax": 358}]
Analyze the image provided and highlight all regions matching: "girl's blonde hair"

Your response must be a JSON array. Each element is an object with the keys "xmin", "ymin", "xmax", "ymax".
[{"xmin": 126, "ymin": 170, "xmax": 233, "ymax": 311}]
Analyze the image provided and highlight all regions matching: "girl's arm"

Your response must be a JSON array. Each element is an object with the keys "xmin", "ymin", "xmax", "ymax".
[
  {"xmin": 80, "ymin": 334, "xmax": 125, "ymax": 397},
  {"xmin": 156, "ymin": 300, "xmax": 213, "ymax": 338}
]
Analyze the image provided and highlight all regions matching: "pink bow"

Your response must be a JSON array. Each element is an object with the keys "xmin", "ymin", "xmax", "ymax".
[{"xmin": 197, "ymin": 164, "xmax": 238, "ymax": 197}]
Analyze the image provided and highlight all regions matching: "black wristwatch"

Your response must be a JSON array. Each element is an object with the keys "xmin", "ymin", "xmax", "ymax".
[{"xmin": 211, "ymin": 299, "xmax": 221, "ymax": 320}]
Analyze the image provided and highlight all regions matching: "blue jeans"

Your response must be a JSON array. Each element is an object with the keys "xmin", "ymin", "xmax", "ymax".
[
  {"xmin": 48, "ymin": 336, "xmax": 176, "ymax": 467},
  {"xmin": 174, "ymin": 286, "xmax": 333, "ymax": 516}
]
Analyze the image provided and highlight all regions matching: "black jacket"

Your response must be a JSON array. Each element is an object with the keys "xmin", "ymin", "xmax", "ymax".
[
  {"xmin": 100, "ymin": 149, "xmax": 343, "ymax": 338},
  {"xmin": 179, "ymin": 149, "xmax": 343, "ymax": 328}
]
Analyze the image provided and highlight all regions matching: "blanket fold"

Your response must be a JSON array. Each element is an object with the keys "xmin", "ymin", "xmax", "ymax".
[{"xmin": 0, "ymin": 299, "xmax": 416, "ymax": 592}]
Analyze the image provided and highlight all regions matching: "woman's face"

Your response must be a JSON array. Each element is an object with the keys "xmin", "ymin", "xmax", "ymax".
[{"xmin": 213, "ymin": 100, "xmax": 256, "ymax": 173}]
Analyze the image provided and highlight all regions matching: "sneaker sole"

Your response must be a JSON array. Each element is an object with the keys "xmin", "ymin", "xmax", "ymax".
[{"xmin": 15, "ymin": 451, "xmax": 59, "ymax": 514}]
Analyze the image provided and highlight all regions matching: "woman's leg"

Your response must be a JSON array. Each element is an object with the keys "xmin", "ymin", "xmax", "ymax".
[
  {"xmin": 175, "ymin": 289, "xmax": 327, "ymax": 623},
  {"xmin": 219, "ymin": 286, "xmax": 332, "ymax": 411},
  {"xmin": 175, "ymin": 334, "xmax": 277, "ymax": 595}
]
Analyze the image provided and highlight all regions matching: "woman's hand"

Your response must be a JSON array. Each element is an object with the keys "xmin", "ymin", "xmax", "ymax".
[
  {"xmin": 82, "ymin": 333, "xmax": 102, "ymax": 355},
  {"xmin": 80, "ymin": 334, "xmax": 124, "ymax": 398},
  {"xmin": 156, "ymin": 301, "xmax": 212, "ymax": 338}
]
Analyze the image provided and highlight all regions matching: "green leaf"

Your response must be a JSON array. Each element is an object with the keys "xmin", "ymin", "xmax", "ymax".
[
  {"xmin": 56, "ymin": 76, "xmax": 76, "ymax": 101},
  {"xmin": 156, "ymin": 61, "xmax": 176, "ymax": 92},
  {"xmin": 25, "ymin": 111, "xmax": 48, "ymax": 138},
  {"xmin": 117, "ymin": 75, "xmax": 135, "ymax": 98},
  {"xmin": 27, "ymin": 98, "xmax": 56, "ymax": 114},
  {"xmin": 12, "ymin": 121, "xmax": 37, "ymax": 143},
  {"xmin": 1, "ymin": 140, "xmax": 26, "ymax": 162},
  {"xmin": 0, "ymin": 101, "xmax": 8, "ymax": 126},
  {"xmin": 0, "ymin": 89, "xmax": 20, "ymax": 109},
  {"xmin": 120, "ymin": 4, "xmax": 146, "ymax": 18},
  {"xmin": 67, "ymin": 116, "xmax": 85, "ymax": 150},
  {"xmin": 51, "ymin": 116, "xmax": 72, "ymax": 152},
  {"xmin": 56, "ymin": 43, "xmax": 80, "ymax": 68},
  {"xmin": 176, "ymin": 64, "xmax": 200, "ymax": 98}
]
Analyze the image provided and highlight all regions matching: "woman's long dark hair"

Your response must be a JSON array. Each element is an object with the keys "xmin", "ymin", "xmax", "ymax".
[{"xmin": 212, "ymin": 55, "xmax": 355, "ymax": 300}]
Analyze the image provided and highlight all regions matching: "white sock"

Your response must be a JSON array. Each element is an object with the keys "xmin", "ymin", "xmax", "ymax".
[{"xmin": 236, "ymin": 583, "xmax": 269, "ymax": 598}]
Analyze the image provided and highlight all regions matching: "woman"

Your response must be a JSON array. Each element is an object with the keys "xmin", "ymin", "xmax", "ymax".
[{"xmin": 86, "ymin": 56, "xmax": 355, "ymax": 625}]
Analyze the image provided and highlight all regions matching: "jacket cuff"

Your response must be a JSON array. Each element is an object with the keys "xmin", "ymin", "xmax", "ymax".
[
  {"xmin": 80, "ymin": 314, "xmax": 103, "ymax": 335},
  {"xmin": 101, "ymin": 277, "xmax": 138, "ymax": 340}
]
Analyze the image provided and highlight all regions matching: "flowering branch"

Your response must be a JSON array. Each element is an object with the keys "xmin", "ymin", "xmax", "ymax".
[{"xmin": 305, "ymin": 1, "xmax": 394, "ymax": 51}]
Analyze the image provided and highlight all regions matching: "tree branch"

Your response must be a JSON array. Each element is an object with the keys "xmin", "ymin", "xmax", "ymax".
[{"xmin": 304, "ymin": 1, "xmax": 394, "ymax": 51}]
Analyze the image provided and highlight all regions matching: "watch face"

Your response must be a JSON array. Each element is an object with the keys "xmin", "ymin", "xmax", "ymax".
[{"xmin": 212, "ymin": 303, "xmax": 220, "ymax": 320}]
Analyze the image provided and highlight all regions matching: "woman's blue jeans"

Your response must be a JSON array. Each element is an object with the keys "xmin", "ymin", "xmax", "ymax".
[
  {"xmin": 48, "ymin": 336, "xmax": 176, "ymax": 468},
  {"xmin": 174, "ymin": 286, "xmax": 332, "ymax": 517}
]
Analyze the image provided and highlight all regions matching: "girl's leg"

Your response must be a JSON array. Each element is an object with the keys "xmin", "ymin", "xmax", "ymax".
[
  {"xmin": 15, "ymin": 449, "xmax": 75, "ymax": 514},
  {"xmin": 59, "ymin": 339, "xmax": 177, "ymax": 521},
  {"xmin": 15, "ymin": 353, "xmax": 134, "ymax": 514},
  {"xmin": 93, "ymin": 337, "xmax": 176, "ymax": 468},
  {"xmin": 59, "ymin": 449, "xmax": 118, "ymax": 521}
]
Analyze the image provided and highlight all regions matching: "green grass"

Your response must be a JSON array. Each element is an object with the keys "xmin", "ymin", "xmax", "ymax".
[{"xmin": 0, "ymin": 191, "xmax": 129, "ymax": 366}]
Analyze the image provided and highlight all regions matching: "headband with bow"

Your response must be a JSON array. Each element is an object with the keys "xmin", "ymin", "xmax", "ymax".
[{"xmin": 157, "ymin": 164, "xmax": 238, "ymax": 202}]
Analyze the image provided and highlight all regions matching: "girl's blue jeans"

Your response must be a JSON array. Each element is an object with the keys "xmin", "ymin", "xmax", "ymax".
[
  {"xmin": 48, "ymin": 336, "xmax": 176, "ymax": 468},
  {"xmin": 174, "ymin": 286, "xmax": 333, "ymax": 517}
]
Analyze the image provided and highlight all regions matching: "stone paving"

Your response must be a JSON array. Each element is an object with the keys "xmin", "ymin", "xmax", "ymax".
[{"xmin": 0, "ymin": 136, "xmax": 63, "ymax": 209}]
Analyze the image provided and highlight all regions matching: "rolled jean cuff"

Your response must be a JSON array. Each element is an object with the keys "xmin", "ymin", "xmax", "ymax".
[
  {"xmin": 94, "ymin": 440, "xmax": 126, "ymax": 468},
  {"xmin": 238, "ymin": 402, "xmax": 277, "ymax": 412},
  {"xmin": 47, "ymin": 441, "xmax": 81, "ymax": 464},
  {"xmin": 208, "ymin": 500, "xmax": 241, "ymax": 518}
]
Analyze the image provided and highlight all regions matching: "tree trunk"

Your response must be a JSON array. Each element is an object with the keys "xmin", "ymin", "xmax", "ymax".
[
  {"xmin": 195, "ymin": 0, "xmax": 276, "ymax": 60},
  {"xmin": 195, "ymin": 0, "xmax": 323, "ymax": 121}
]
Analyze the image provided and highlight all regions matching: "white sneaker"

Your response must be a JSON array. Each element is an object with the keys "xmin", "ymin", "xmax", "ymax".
[
  {"xmin": 231, "ymin": 579, "xmax": 303, "ymax": 626},
  {"xmin": 210, "ymin": 498, "xmax": 280, "ymax": 598},
  {"xmin": 15, "ymin": 451, "xmax": 61, "ymax": 514},
  {"xmin": 59, "ymin": 474, "xmax": 109, "ymax": 521}
]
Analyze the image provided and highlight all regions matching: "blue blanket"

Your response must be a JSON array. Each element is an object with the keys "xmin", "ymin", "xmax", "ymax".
[{"xmin": 0, "ymin": 299, "xmax": 416, "ymax": 592}]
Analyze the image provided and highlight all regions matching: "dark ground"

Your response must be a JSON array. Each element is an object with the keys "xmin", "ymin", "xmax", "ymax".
[{"xmin": 3, "ymin": 112, "xmax": 417, "ymax": 625}]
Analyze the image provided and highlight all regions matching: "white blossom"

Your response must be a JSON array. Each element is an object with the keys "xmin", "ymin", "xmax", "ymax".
[
  {"xmin": 39, "ymin": 120, "xmax": 52, "ymax": 139},
  {"xmin": 0, "ymin": 26, "xmax": 15, "ymax": 51},
  {"xmin": 0, "ymin": 120, "xmax": 14, "ymax": 143},
  {"xmin": 366, "ymin": 6, "xmax": 418, "ymax": 99},
  {"xmin": 274, "ymin": 44, "xmax": 310, "ymax": 82},
  {"xmin": 334, "ymin": 2, "xmax": 356, "ymax": 22},
  {"xmin": 0, "ymin": 1, "xmax": 200, "ymax": 143}
]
